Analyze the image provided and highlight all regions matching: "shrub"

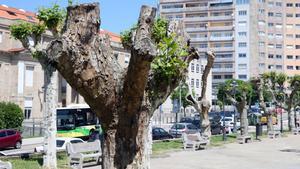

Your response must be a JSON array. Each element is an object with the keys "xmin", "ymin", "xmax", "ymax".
[{"xmin": 0, "ymin": 102, "xmax": 24, "ymax": 130}]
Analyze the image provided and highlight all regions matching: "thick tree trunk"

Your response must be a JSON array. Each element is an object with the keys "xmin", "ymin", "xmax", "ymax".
[
  {"xmin": 200, "ymin": 101, "xmax": 211, "ymax": 138},
  {"xmin": 236, "ymin": 101, "xmax": 248, "ymax": 136},
  {"xmin": 287, "ymin": 108, "xmax": 295, "ymax": 130},
  {"xmin": 266, "ymin": 113, "xmax": 274, "ymax": 132},
  {"xmin": 42, "ymin": 68, "xmax": 57, "ymax": 169},
  {"xmin": 102, "ymin": 110, "xmax": 151, "ymax": 169}
]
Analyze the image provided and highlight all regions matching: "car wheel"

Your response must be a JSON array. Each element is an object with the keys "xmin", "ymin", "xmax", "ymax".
[{"xmin": 15, "ymin": 141, "xmax": 21, "ymax": 149}]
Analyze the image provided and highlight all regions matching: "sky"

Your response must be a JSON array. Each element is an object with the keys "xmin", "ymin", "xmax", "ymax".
[{"xmin": 1, "ymin": 0, "xmax": 158, "ymax": 34}]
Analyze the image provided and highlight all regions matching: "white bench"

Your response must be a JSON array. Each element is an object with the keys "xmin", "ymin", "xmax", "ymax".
[
  {"xmin": 0, "ymin": 160, "xmax": 12, "ymax": 169},
  {"xmin": 292, "ymin": 127, "xmax": 300, "ymax": 135},
  {"xmin": 237, "ymin": 135, "xmax": 252, "ymax": 144},
  {"xmin": 67, "ymin": 140, "xmax": 102, "ymax": 169},
  {"xmin": 268, "ymin": 131, "xmax": 281, "ymax": 139},
  {"xmin": 182, "ymin": 133, "xmax": 208, "ymax": 151}
]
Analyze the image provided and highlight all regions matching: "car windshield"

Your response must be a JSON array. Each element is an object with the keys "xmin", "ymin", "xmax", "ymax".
[
  {"xmin": 224, "ymin": 119, "xmax": 232, "ymax": 121},
  {"xmin": 70, "ymin": 140, "xmax": 83, "ymax": 144},
  {"xmin": 171, "ymin": 124, "xmax": 185, "ymax": 129},
  {"xmin": 56, "ymin": 140, "xmax": 65, "ymax": 147}
]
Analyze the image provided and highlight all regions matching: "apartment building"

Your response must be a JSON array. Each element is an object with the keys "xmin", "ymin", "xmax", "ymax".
[
  {"xmin": 159, "ymin": 0, "xmax": 300, "ymax": 104},
  {"xmin": 159, "ymin": 0, "xmax": 231, "ymax": 103}
]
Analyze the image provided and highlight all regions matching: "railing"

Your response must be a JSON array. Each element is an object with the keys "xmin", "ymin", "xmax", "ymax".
[{"xmin": 212, "ymin": 68, "xmax": 235, "ymax": 72}]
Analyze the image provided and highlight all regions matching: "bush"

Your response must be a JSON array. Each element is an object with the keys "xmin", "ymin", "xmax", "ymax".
[{"xmin": 0, "ymin": 102, "xmax": 24, "ymax": 130}]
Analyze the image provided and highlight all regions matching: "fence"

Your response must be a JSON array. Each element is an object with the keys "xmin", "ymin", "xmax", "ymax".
[{"xmin": 22, "ymin": 118, "xmax": 44, "ymax": 138}]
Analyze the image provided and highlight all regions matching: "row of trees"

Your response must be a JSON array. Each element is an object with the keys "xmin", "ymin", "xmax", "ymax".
[{"xmin": 216, "ymin": 72, "xmax": 300, "ymax": 136}]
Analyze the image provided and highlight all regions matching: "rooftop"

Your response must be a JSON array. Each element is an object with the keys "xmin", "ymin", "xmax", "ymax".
[{"xmin": 0, "ymin": 4, "xmax": 37, "ymax": 22}]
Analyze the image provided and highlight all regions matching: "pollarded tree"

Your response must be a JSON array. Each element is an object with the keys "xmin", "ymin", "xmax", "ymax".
[
  {"xmin": 10, "ymin": 4, "xmax": 65, "ymax": 169},
  {"xmin": 11, "ymin": 3, "xmax": 201, "ymax": 169},
  {"xmin": 217, "ymin": 79, "xmax": 253, "ymax": 136},
  {"xmin": 186, "ymin": 51, "xmax": 215, "ymax": 138},
  {"xmin": 286, "ymin": 75, "xmax": 300, "ymax": 129}
]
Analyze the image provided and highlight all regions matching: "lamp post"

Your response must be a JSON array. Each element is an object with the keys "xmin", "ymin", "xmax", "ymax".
[
  {"xmin": 231, "ymin": 80, "xmax": 238, "ymax": 133},
  {"xmin": 222, "ymin": 93, "xmax": 227, "ymax": 141}
]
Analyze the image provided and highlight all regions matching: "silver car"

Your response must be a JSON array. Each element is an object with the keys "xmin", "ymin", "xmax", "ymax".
[{"xmin": 169, "ymin": 123, "xmax": 200, "ymax": 138}]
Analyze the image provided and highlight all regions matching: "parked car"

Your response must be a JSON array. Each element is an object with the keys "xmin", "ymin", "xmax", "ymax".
[
  {"xmin": 180, "ymin": 117, "xmax": 193, "ymax": 123},
  {"xmin": 152, "ymin": 127, "xmax": 173, "ymax": 140},
  {"xmin": 35, "ymin": 137, "xmax": 84, "ymax": 153},
  {"xmin": 0, "ymin": 129, "xmax": 22, "ymax": 149},
  {"xmin": 210, "ymin": 119, "xmax": 223, "ymax": 135},
  {"xmin": 221, "ymin": 117, "xmax": 240, "ymax": 130},
  {"xmin": 169, "ymin": 123, "xmax": 199, "ymax": 138}
]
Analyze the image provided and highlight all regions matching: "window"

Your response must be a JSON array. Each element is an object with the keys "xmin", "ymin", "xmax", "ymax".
[
  {"xmin": 296, "ymin": 45, "xmax": 300, "ymax": 49},
  {"xmin": 224, "ymin": 64, "xmax": 233, "ymax": 68},
  {"xmin": 238, "ymin": 64, "xmax": 247, "ymax": 70},
  {"xmin": 268, "ymin": 12, "xmax": 274, "ymax": 17},
  {"xmin": 259, "ymin": 63, "xmax": 265, "ymax": 68},
  {"xmin": 276, "ymin": 34, "xmax": 282, "ymax": 39},
  {"xmin": 238, "ymin": 21, "xmax": 247, "ymax": 26},
  {"xmin": 259, "ymin": 42, "xmax": 265, "ymax": 47},
  {"xmin": 268, "ymin": 65, "xmax": 274, "ymax": 69},
  {"xmin": 276, "ymin": 44, "xmax": 282, "ymax": 49},
  {"xmin": 268, "ymin": 33, "xmax": 274, "ymax": 38},
  {"xmin": 258, "ymin": 31, "xmax": 265, "ymax": 36},
  {"xmin": 296, "ymin": 3, "xmax": 300, "ymax": 7},
  {"xmin": 275, "ymin": 24, "xmax": 282, "ymax": 29},
  {"xmin": 268, "ymin": 1, "xmax": 274, "ymax": 7},
  {"xmin": 286, "ymin": 34, "xmax": 293, "ymax": 38},
  {"xmin": 259, "ymin": 9, "xmax": 265, "ymax": 14},
  {"xmin": 296, "ymin": 24, "xmax": 300, "ymax": 29},
  {"xmin": 196, "ymin": 79, "xmax": 199, "ymax": 88},
  {"xmin": 191, "ymin": 63, "xmax": 194, "ymax": 72},
  {"xmin": 191, "ymin": 78, "xmax": 194, "ymax": 87},
  {"xmin": 286, "ymin": 13, "xmax": 293, "ymax": 17},
  {"xmin": 224, "ymin": 75, "xmax": 233, "ymax": 79},
  {"xmin": 276, "ymin": 55, "xmax": 282, "ymax": 59},
  {"xmin": 238, "ymin": 42, "xmax": 247, "ymax": 47},
  {"xmin": 268, "ymin": 22, "xmax": 274, "ymax": 27},
  {"xmin": 0, "ymin": 131, "xmax": 6, "ymax": 138},
  {"xmin": 7, "ymin": 130, "xmax": 16, "ymax": 136},
  {"xmin": 238, "ymin": 32, "xmax": 247, "ymax": 36},
  {"xmin": 296, "ymin": 34, "xmax": 300, "ymax": 38},
  {"xmin": 259, "ymin": 52, "xmax": 265, "ymax": 58},
  {"xmin": 286, "ymin": 45, "xmax": 293, "ymax": 49},
  {"xmin": 213, "ymin": 75, "xmax": 222, "ymax": 79},
  {"xmin": 286, "ymin": 24, "xmax": 293, "ymax": 28},
  {"xmin": 296, "ymin": 14, "xmax": 300, "ymax": 18},
  {"xmin": 296, "ymin": 55, "xmax": 300, "ymax": 60},
  {"xmin": 287, "ymin": 66, "xmax": 293, "ymax": 70},
  {"xmin": 276, "ymin": 65, "xmax": 282, "ymax": 70},
  {"xmin": 296, "ymin": 66, "xmax": 300, "ymax": 70},
  {"xmin": 238, "ymin": 10, "xmax": 247, "ymax": 16},
  {"xmin": 0, "ymin": 31, "xmax": 2, "ymax": 43},
  {"xmin": 196, "ymin": 64, "xmax": 199, "ymax": 73},
  {"xmin": 275, "ymin": 13, "xmax": 282, "ymax": 17},
  {"xmin": 268, "ymin": 44, "xmax": 274, "ymax": 48},
  {"xmin": 236, "ymin": 0, "xmax": 249, "ymax": 4},
  {"xmin": 162, "ymin": 4, "xmax": 183, "ymax": 9},
  {"xmin": 258, "ymin": 20, "xmax": 265, "ymax": 25},
  {"xmin": 268, "ymin": 54, "xmax": 274, "ymax": 59},
  {"xmin": 286, "ymin": 3, "xmax": 293, "ymax": 7},
  {"xmin": 258, "ymin": 0, "xmax": 265, "ymax": 3},
  {"xmin": 238, "ymin": 75, "xmax": 247, "ymax": 79},
  {"xmin": 25, "ymin": 65, "xmax": 34, "ymax": 87},
  {"xmin": 24, "ymin": 97, "xmax": 32, "ymax": 119},
  {"xmin": 276, "ymin": 2, "xmax": 282, "ymax": 6},
  {"xmin": 239, "ymin": 53, "xmax": 247, "ymax": 58},
  {"xmin": 287, "ymin": 55, "xmax": 293, "ymax": 59}
]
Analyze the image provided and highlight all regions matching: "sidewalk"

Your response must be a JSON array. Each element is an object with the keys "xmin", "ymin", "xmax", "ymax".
[
  {"xmin": 22, "ymin": 137, "xmax": 43, "ymax": 146},
  {"xmin": 151, "ymin": 134, "xmax": 300, "ymax": 169}
]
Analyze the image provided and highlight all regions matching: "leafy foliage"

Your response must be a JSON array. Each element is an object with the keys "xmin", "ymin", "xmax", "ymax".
[
  {"xmin": 37, "ymin": 4, "xmax": 65, "ymax": 32},
  {"xmin": 171, "ymin": 83, "xmax": 192, "ymax": 109},
  {"xmin": 0, "ymin": 102, "xmax": 24, "ymax": 130},
  {"xmin": 217, "ymin": 79, "xmax": 253, "ymax": 103},
  {"xmin": 10, "ymin": 22, "xmax": 34, "ymax": 40},
  {"xmin": 121, "ymin": 18, "xmax": 188, "ymax": 81}
]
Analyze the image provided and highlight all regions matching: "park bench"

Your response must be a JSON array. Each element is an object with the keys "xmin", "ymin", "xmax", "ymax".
[
  {"xmin": 67, "ymin": 140, "xmax": 102, "ymax": 169},
  {"xmin": 268, "ymin": 130, "xmax": 281, "ymax": 139},
  {"xmin": 0, "ymin": 160, "xmax": 12, "ymax": 169},
  {"xmin": 182, "ymin": 133, "xmax": 209, "ymax": 151},
  {"xmin": 292, "ymin": 127, "xmax": 300, "ymax": 135},
  {"xmin": 237, "ymin": 135, "xmax": 252, "ymax": 144}
]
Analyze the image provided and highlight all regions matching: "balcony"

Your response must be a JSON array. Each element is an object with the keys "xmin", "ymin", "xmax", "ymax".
[
  {"xmin": 209, "ymin": 36, "xmax": 234, "ymax": 41},
  {"xmin": 214, "ymin": 57, "xmax": 234, "ymax": 62},
  {"xmin": 160, "ymin": 8, "xmax": 184, "ymax": 13},
  {"xmin": 209, "ymin": 47, "xmax": 234, "ymax": 52},
  {"xmin": 208, "ymin": 26, "xmax": 233, "ymax": 31},
  {"xmin": 209, "ymin": 16, "xmax": 234, "ymax": 21},
  {"xmin": 212, "ymin": 68, "xmax": 235, "ymax": 73},
  {"xmin": 184, "ymin": 6, "xmax": 208, "ymax": 12},
  {"xmin": 184, "ymin": 17, "xmax": 209, "ymax": 22},
  {"xmin": 185, "ymin": 27, "xmax": 207, "ymax": 32},
  {"xmin": 190, "ymin": 37, "xmax": 208, "ymax": 42},
  {"xmin": 212, "ymin": 79, "xmax": 227, "ymax": 83}
]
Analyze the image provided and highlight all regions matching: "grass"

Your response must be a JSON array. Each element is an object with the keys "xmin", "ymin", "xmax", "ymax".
[{"xmin": 152, "ymin": 140, "xmax": 182, "ymax": 155}]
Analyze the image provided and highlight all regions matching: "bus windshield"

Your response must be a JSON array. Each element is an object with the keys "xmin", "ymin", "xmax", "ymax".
[{"xmin": 57, "ymin": 110, "xmax": 75, "ymax": 130}]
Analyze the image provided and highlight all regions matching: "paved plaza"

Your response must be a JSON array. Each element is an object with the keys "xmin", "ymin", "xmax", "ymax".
[{"xmin": 151, "ymin": 135, "xmax": 300, "ymax": 169}]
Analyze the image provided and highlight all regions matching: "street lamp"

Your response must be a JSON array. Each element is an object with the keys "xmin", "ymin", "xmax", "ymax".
[{"xmin": 230, "ymin": 80, "xmax": 238, "ymax": 133}]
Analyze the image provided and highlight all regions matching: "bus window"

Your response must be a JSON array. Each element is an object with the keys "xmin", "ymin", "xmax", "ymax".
[
  {"xmin": 86, "ymin": 110, "xmax": 96, "ymax": 125},
  {"xmin": 75, "ymin": 110, "xmax": 86, "ymax": 126},
  {"xmin": 57, "ymin": 110, "xmax": 75, "ymax": 130}
]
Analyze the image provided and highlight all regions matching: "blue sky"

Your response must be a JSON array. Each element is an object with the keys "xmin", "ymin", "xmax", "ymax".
[{"xmin": 1, "ymin": 0, "xmax": 158, "ymax": 34}]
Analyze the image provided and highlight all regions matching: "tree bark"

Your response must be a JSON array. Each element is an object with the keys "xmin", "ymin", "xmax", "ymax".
[
  {"xmin": 42, "ymin": 68, "xmax": 57, "ymax": 169},
  {"xmin": 37, "ymin": 3, "xmax": 198, "ymax": 169},
  {"xmin": 236, "ymin": 100, "xmax": 248, "ymax": 136}
]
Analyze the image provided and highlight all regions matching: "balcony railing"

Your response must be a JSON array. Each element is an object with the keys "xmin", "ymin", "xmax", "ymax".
[
  {"xmin": 209, "ymin": 47, "xmax": 234, "ymax": 52},
  {"xmin": 209, "ymin": 36, "xmax": 234, "ymax": 41},
  {"xmin": 208, "ymin": 26, "xmax": 233, "ymax": 31},
  {"xmin": 190, "ymin": 37, "xmax": 208, "ymax": 42},
  {"xmin": 212, "ymin": 68, "xmax": 235, "ymax": 73},
  {"xmin": 185, "ymin": 27, "xmax": 207, "ymax": 32}
]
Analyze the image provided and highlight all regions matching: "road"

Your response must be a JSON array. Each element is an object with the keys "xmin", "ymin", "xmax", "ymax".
[
  {"xmin": 151, "ymin": 134, "xmax": 300, "ymax": 169},
  {"xmin": 0, "ymin": 137, "xmax": 43, "ymax": 156}
]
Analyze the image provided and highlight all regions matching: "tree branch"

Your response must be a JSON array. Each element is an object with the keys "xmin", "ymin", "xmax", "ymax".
[{"xmin": 199, "ymin": 51, "xmax": 215, "ymax": 100}]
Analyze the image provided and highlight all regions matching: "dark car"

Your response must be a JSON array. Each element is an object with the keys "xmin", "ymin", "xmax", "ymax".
[
  {"xmin": 180, "ymin": 117, "xmax": 193, "ymax": 123},
  {"xmin": 152, "ymin": 127, "xmax": 173, "ymax": 140},
  {"xmin": 210, "ymin": 119, "xmax": 223, "ymax": 135},
  {"xmin": 0, "ymin": 129, "xmax": 22, "ymax": 149}
]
